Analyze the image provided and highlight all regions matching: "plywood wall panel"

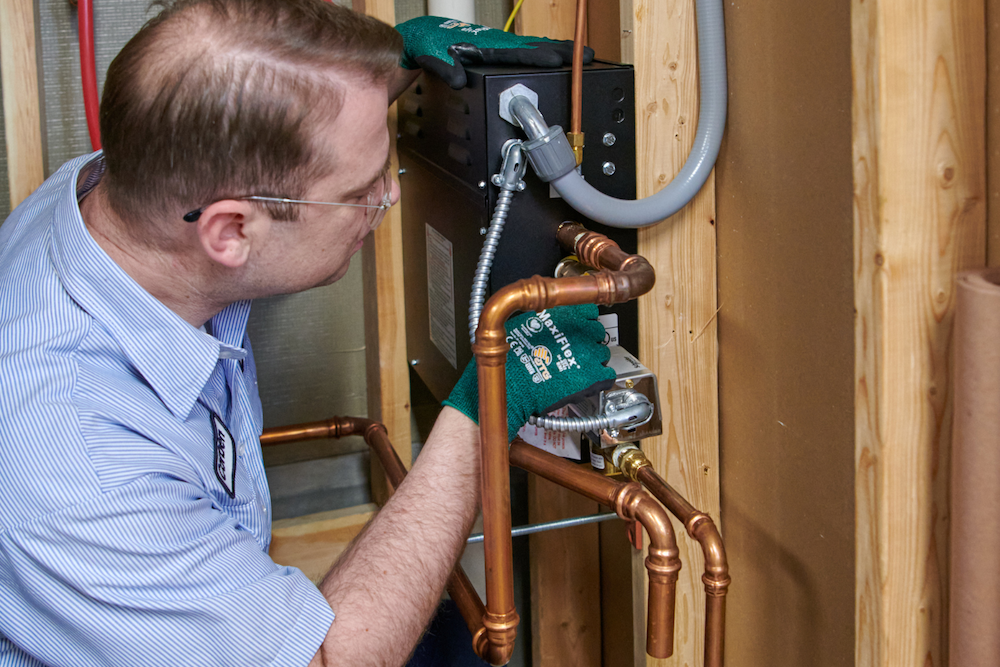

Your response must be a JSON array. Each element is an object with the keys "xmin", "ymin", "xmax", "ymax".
[{"xmin": 716, "ymin": 1, "xmax": 855, "ymax": 666}]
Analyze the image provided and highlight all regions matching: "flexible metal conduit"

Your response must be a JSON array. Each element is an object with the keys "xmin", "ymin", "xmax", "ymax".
[
  {"xmin": 259, "ymin": 418, "xmax": 488, "ymax": 649},
  {"xmin": 509, "ymin": 0, "xmax": 727, "ymax": 228},
  {"xmin": 529, "ymin": 399, "xmax": 651, "ymax": 432},
  {"xmin": 472, "ymin": 222, "xmax": 655, "ymax": 664},
  {"xmin": 469, "ymin": 142, "xmax": 526, "ymax": 343},
  {"xmin": 469, "ymin": 189, "xmax": 512, "ymax": 343}
]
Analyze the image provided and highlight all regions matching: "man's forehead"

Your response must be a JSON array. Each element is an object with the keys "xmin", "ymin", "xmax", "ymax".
[{"xmin": 317, "ymin": 126, "xmax": 390, "ymax": 194}]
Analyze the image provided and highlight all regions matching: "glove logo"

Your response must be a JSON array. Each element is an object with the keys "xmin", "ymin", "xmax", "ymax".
[
  {"xmin": 532, "ymin": 345, "xmax": 553, "ymax": 364},
  {"xmin": 438, "ymin": 19, "xmax": 492, "ymax": 35},
  {"xmin": 530, "ymin": 346, "xmax": 553, "ymax": 383},
  {"xmin": 525, "ymin": 317, "xmax": 544, "ymax": 333}
]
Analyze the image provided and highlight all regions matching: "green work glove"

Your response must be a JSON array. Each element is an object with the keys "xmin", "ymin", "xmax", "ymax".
[
  {"xmin": 444, "ymin": 304, "xmax": 616, "ymax": 442},
  {"xmin": 396, "ymin": 16, "xmax": 595, "ymax": 90}
]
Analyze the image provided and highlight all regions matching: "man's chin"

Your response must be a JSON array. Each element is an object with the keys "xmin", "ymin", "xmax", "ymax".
[{"xmin": 315, "ymin": 268, "xmax": 348, "ymax": 289}]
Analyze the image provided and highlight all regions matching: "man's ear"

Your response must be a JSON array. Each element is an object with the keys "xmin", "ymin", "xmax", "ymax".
[{"xmin": 195, "ymin": 200, "xmax": 263, "ymax": 268}]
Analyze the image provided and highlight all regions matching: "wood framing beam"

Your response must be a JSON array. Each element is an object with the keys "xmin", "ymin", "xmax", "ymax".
[
  {"xmin": 853, "ymin": 0, "xmax": 986, "ymax": 664},
  {"xmin": 627, "ymin": 1, "xmax": 721, "ymax": 666},
  {"xmin": 529, "ymin": 476, "xmax": 602, "ymax": 667},
  {"xmin": 356, "ymin": 0, "xmax": 413, "ymax": 503},
  {"xmin": 1, "ymin": 0, "xmax": 45, "ymax": 208},
  {"xmin": 516, "ymin": 0, "xmax": 576, "ymax": 40},
  {"xmin": 516, "ymin": 0, "xmax": 621, "ymax": 61}
]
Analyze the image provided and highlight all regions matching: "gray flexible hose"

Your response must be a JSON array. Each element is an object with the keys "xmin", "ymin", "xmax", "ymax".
[{"xmin": 512, "ymin": 0, "xmax": 728, "ymax": 228}]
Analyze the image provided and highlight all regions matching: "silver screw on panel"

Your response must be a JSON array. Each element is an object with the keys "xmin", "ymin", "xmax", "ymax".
[
  {"xmin": 478, "ymin": 181, "xmax": 487, "ymax": 189},
  {"xmin": 602, "ymin": 132, "xmax": 616, "ymax": 147},
  {"xmin": 602, "ymin": 161, "xmax": 616, "ymax": 176}
]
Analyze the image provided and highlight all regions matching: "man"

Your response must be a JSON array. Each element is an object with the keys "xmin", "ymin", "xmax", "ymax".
[{"xmin": 0, "ymin": 1, "xmax": 607, "ymax": 664}]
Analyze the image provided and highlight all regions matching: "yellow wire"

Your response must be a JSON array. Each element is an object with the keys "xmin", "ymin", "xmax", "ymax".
[{"xmin": 503, "ymin": 0, "xmax": 525, "ymax": 32}]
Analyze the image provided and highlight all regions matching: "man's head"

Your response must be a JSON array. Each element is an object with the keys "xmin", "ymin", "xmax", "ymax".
[{"xmin": 100, "ymin": 0, "xmax": 402, "ymax": 242}]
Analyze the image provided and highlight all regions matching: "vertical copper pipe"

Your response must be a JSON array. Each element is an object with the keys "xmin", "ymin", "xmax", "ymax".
[
  {"xmin": 509, "ymin": 440, "xmax": 680, "ymax": 658},
  {"xmin": 474, "ymin": 331, "xmax": 521, "ymax": 665},
  {"xmin": 634, "ymin": 465, "xmax": 730, "ymax": 667},
  {"xmin": 473, "ymin": 226, "xmax": 654, "ymax": 663},
  {"xmin": 570, "ymin": 0, "xmax": 587, "ymax": 135},
  {"xmin": 260, "ymin": 417, "xmax": 493, "ymax": 659}
]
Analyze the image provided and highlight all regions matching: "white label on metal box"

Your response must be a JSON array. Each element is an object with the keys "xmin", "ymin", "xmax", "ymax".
[{"xmin": 426, "ymin": 224, "xmax": 458, "ymax": 369}]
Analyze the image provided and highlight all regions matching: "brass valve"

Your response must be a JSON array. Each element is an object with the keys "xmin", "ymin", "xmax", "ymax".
[{"xmin": 567, "ymin": 131, "xmax": 585, "ymax": 165}]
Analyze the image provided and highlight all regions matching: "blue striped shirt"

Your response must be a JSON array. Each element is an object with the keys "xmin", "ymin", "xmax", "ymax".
[{"xmin": 0, "ymin": 153, "xmax": 335, "ymax": 665}]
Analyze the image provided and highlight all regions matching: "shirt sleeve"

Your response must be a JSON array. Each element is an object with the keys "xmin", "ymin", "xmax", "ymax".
[{"xmin": 0, "ymin": 474, "xmax": 334, "ymax": 667}]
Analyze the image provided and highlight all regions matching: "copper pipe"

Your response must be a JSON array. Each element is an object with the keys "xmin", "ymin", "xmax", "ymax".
[
  {"xmin": 570, "ymin": 0, "xmax": 587, "ymax": 135},
  {"xmin": 509, "ymin": 440, "xmax": 681, "ymax": 658},
  {"xmin": 627, "ymin": 462, "xmax": 729, "ymax": 667},
  {"xmin": 556, "ymin": 222, "xmax": 656, "ymax": 295},
  {"xmin": 472, "ymin": 225, "xmax": 654, "ymax": 663},
  {"xmin": 260, "ymin": 417, "xmax": 492, "ymax": 659}
]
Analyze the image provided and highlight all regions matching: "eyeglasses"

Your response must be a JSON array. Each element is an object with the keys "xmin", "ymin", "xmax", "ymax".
[{"xmin": 182, "ymin": 167, "xmax": 394, "ymax": 230}]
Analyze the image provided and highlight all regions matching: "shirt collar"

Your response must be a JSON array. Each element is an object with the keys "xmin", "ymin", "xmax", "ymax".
[{"xmin": 50, "ymin": 152, "xmax": 252, "ymax": 420}]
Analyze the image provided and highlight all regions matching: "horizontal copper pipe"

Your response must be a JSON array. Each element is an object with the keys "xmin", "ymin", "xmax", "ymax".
[
  {"xmin": 509, "ymin": 440, "xmax": 680, "ymax": 659},
  {"xmin": 473, "ymin": 225, "xmax": 655, "ymax": 664},
  {"xmin": 634, "ymin": 465, "xmax": 730, "ymax": 667},
  {"xmin": 260, "ymin": 417, "xmax": 490, "ymax": 656}
]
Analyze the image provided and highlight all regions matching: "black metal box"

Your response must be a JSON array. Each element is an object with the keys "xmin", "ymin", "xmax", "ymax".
[{"xmin": 398, "ymin": 62, "xmax": 637, "ymax": 400}]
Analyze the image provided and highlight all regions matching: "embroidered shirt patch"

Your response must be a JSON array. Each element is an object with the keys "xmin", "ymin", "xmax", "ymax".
[{"xmin": 211, "ymin": 412, "xmax": 237, "ymax": 498}]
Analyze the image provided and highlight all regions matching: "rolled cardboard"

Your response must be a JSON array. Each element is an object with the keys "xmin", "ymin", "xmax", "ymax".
[{"xmin": 950, "ymin": 267, "xmax": 1000, "ymax": 667}]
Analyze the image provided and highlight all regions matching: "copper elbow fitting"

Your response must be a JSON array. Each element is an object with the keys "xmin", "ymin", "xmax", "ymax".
[
  {"xmin": 556, "ymin": 222, "xmax": 656, "ymax": 299},
  {"xmin": 473, "ymin": 610, "xmax": 520, "ymax": 666},
  {"xmin": 613, "ymin": 483, "xmax": 681, "ymax": 659}
]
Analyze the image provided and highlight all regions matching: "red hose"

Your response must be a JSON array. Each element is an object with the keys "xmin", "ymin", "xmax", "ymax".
[{"xmin": 79, "ymin": 0, "xmax": 101, "ymax": 150}]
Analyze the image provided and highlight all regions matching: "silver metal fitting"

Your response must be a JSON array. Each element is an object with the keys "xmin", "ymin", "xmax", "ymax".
[
  {"xmin": 602, "ymin": 161, "xmax": 616, "ymax": 176},
  {"xmin": 535, "ymin": 347, "xmax": 663, "ymax": 446},
  {"xmin": 602, "ymin": 132, "xmax": 617, "ymax": 147},
  {"xmin": 499, "ymin": 84, "xmax": 539, "ymax": 127},
  {"xmin": 602, "ymin": 389, "xmax": 654, "ymax": 429},
  {"xmin": 490, "ymin": 140, "xmax": 528, "ymax": 192}
]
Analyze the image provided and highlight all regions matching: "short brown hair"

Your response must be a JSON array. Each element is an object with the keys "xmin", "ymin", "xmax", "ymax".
[{"xmin": 100, "ymin": 0, "xmax": 401, "ymax": 235}]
